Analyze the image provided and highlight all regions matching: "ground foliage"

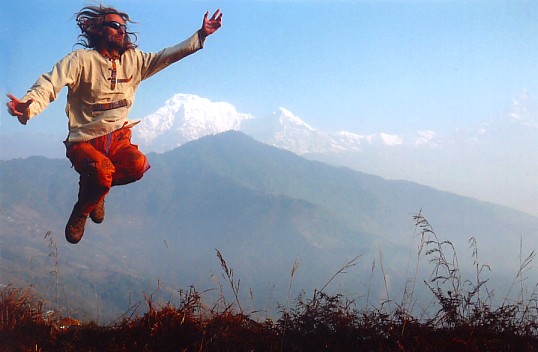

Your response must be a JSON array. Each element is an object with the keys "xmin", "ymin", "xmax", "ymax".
[
  {"xmin": 2, "ymin": 285, "xmax": 538, "ymax": 352},
  {"xmin": 3, "ymin": 213, "xmax": 538, "ymax": 351}
]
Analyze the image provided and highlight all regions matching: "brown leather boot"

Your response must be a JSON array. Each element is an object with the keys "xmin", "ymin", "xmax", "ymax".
[
  {"xmin": 65, "ymin": 207, "xmax": 87, "ymax": 244},
  {"xmin": 90, "ymin": 198, "xmax": 105, "ymax": 224}
]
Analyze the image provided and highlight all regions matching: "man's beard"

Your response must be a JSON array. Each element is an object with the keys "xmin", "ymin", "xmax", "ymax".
[{"xmin": 106, "ymin": 35, "xmax": 128, "ymax": 51}]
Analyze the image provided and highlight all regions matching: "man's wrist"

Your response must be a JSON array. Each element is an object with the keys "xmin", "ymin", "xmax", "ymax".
[
  {"xmin": 197, "ymin": 29, "xmax": 207, "ymax": 47},
  {"xmin": 17, "ymin": 113, "xmax": 29, "ymax": 125}
]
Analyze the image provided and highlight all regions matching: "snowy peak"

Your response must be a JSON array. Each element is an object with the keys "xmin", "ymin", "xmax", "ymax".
[
  {"xmin": 134, "ymin": 93, "xmax": 434, "ymax": 155},
  {"xmin": 134, "ymin": 93, "xmax": 253, "ymax": 152},
  {"xmin": 251, "ymin": 107, "xmax": 364, "ymax": 154},
  {"xmin": 253, "ymin": 108, "xmax": 428, "ymax": 152},
  {"xmin": 277, "ymin": 107, "xmax": 315, "ymax": 131}
]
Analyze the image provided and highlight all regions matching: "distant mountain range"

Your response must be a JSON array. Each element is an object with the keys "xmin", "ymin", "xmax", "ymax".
[
  {"xmin": 132, "ymin": 92, "xmax": 538, "ymax": 218},
  {"xmin": 134, "ymin": 92, "xmax": 538, "ymax": 158},
  {"xmin": 3, "ymin": 92, "xmax": 538, "ymax": 217},
  {"xmin": 2, "ymin": 131, "xmax": 538, "ymax": 322},
  {"xmin": 134, "ymin": 93, "xmax": 409, "ymax": 155}
]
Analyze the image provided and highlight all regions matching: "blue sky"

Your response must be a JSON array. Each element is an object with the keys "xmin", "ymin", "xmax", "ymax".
[{"xmin": 2, "ymin": 0, "xmax": 537, "ymax": 139}]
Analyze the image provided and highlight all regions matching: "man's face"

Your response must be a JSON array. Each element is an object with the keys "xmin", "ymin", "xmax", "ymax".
[{"xmin": 100, "ymin": 14, "xmax": 127, "ymax": 51}]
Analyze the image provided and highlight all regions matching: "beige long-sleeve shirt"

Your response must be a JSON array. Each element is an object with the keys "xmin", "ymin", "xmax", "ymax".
[{"xmin": 22, "ymin": 31, "xmax": 205, "ymax": 142}]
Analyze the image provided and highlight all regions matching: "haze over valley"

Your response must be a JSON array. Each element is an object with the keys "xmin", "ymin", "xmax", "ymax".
[{"xmin": 2, "ymin": 130, "xmax": 537, "ymax": 322}]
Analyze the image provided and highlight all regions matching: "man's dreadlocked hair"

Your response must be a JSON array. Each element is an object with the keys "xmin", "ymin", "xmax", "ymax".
[{"xmin": 75, "ymin": 5, "xmax": 137, "ymax": 52}]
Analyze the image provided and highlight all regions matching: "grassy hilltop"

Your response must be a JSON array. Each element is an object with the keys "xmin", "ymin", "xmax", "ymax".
[{"xmin": 2, "ymin": 213, "xmax": 538, "ymax": 351}]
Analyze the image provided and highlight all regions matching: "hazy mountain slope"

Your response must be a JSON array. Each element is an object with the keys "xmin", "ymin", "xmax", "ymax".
[
  {"xmin": 1, "ymin": 131, "xmax": 538, "ymax": 322},
  {"xmin": 0, "ymin": 136, "xmax": 369, "ymax": 320},
  {"xmin": 155, "ymin": 132, "xmax": 538, "ymax": 255}
]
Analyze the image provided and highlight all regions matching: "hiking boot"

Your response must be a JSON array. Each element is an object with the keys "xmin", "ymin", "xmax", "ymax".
[
  {"xmin": 90, "ymin": 198, "xmax": 105, "ymax": 224},
  {"xmin": 65, "ymin": 208, "xmax": 87, "ymax": 244}
]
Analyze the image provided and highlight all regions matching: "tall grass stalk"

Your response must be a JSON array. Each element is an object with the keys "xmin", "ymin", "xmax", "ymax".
[
  {"xmin": 504, "ymin": 237, "xmax": 536, "ymax": 306},
  {"xmin": 399, "ymin": 210, "xmax": 432, "ymax": 335},
  {"xmin": 215, "ymin": 249, "xmax": 243, "ymax": 313},
  {"xmin": 319, "ymin": 255, "xmax": 361, "ymax": 294},
  {"xmin": 45, "ymin": 232, "xmax": 59, "ymax": 317},
  {"xmin": 366, "ymin": 259, "xmax": 375, "ymax": 308},
  {"xmin": 280, "ymin": 256, "xmax": 301, "ymax": 352},
  {"xmin": 378, "ymin": 246, "xmax": 390, "ymax": 306}
]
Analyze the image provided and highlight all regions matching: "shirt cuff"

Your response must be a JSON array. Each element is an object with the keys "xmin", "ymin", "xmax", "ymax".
[{"xmin": 197, "ymin": 30, "xmax": 207, "ymax": 48}]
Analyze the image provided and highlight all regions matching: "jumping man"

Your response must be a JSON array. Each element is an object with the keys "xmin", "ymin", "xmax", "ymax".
[{"xmin": 6, "ymin": 5, "xmax": 223, "ymax": 244}]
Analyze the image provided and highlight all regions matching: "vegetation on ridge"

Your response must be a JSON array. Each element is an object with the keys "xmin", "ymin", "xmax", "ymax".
[{"xmin": 2, "ymin": 213, "xmax": 538, "ymax": 351}]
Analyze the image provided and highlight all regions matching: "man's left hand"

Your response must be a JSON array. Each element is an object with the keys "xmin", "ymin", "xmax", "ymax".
[{"xmin": 200, "ymin": 9, "xmax": 223, "ymax": 38}]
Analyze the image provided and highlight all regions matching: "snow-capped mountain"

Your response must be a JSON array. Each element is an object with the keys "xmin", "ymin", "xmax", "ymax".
[
  {"xmin": 242, "ymin": 107, "xmax": 364, "ymax": 154},
  {"xmin": 134, "ymin": 93, "xmax": 408, "ymax": 155},
  {"xmin": 134, "ymin": 93, "xmax": 254, "ymax": 153},
  {"xmin": 133, "ymin": 91, "xmax": 538, "ymax": 218},
  {"xmin": 137, "ymin": 92, "xmax": 538, "ymax": 165},
  {"xmin": 3, "ymin": 91, "xmax": 537, "ymax": 217}
]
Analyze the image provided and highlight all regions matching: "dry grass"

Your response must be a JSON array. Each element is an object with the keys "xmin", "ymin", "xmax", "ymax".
[
  {"xmin": 3, "ymin": 212, "xmax": 538, "ymax": 351},
  {"xmin": 0, "ymin": 285, "xmax": 52, "ymax": 352}
]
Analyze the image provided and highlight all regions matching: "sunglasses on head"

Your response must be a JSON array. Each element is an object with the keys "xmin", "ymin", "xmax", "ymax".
[{"xmin": 102, "ymin": 21, "xmax": 127, "ymax": 31}]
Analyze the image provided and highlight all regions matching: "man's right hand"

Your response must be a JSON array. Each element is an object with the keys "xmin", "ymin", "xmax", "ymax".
[{"xmin": 6, "ymin": 94, "xmax": 33, "ymax": 125}]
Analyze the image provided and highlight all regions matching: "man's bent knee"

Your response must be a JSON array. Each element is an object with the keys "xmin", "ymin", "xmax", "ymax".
[
  {"xmin": 127, "ymin": 153, "xmax": 150, "ymax": 182},
  {"xmin": 112, "ymin": 152, "xmax": 150, "ymax": 186}
]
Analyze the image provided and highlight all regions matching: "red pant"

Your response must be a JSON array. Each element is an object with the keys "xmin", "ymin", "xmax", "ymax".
[{"xmin": 65, "ymin": 128, "xmax": 150, "ymax": 216}]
